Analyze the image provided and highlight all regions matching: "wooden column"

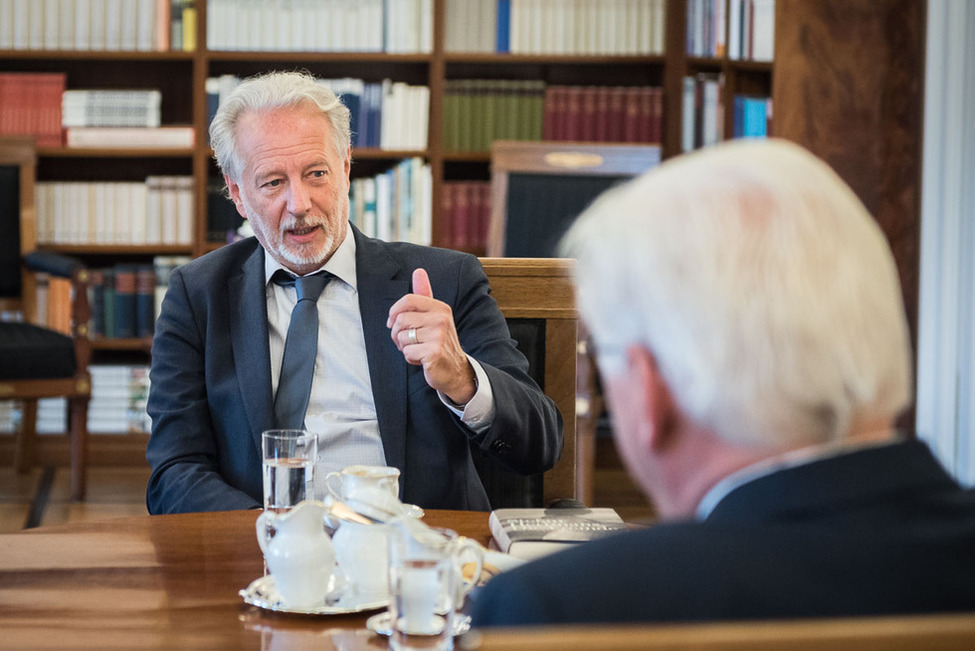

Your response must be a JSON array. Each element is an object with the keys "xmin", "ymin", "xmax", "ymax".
[{"xmin": 773, "ymin": 0, "xmax": 926, "ymax": 426}]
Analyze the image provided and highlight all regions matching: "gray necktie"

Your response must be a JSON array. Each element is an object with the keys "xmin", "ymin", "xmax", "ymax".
[{"xmin": 273, "ymin": 270, "xmax": 331, "ymax": 430}]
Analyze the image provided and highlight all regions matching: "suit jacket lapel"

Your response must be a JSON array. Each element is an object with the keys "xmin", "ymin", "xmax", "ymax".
[
  {"xmin": 354, "ymin": 228, "xmax": 410, "ymax": 472},
  {"xmin": 228, "ymin": 245, "xmax": 275, "ymax": 453}
]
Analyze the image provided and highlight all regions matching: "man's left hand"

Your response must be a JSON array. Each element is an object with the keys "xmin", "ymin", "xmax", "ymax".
[{"xmin": 387, "ymin": 268, "xmax": 477, "ymax": 405}]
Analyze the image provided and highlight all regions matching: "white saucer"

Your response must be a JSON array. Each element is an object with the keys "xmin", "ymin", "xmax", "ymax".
[
  {"xmin": 366, "ymin": 611, "xmax": 472, "ymax": 637},
  {"xmin": 239, "ymin": 575, "xmax": 388, "ymax": 615}
]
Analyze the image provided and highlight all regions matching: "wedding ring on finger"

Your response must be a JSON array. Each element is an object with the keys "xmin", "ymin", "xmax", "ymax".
[{"xmin": 407, "ymin": 327, "xmax": 418, "ymax": 345}]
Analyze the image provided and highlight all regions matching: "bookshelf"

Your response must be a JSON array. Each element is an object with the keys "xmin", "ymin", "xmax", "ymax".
[{"xmin": 0, "ymin": 0, "xmax": 925, "ymax": 466}]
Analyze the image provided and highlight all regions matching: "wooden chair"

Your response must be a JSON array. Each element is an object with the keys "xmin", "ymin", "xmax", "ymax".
[
  {"xmin": 477, "ymin": 257, "xmax": 587, "ymax": 507},
  {"xmin": 0, "ymin": 137, "xmax": 92, "ymax": 501},
  {"xmin": 461, "ymin": 613, "xmax": 975, "ymax": 650},
  {"xmin": 487, "ymin": 140, "xmax": 662, "ymax": 258}
]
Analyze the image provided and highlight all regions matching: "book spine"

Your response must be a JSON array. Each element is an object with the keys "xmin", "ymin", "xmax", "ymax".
[
  {"xmin": 135, "ymin": 264, "xmax": 156, "ymax": 338},
  {"xmin": 113, "ymin": 264, "xmax": 137, "ymax": 338}
]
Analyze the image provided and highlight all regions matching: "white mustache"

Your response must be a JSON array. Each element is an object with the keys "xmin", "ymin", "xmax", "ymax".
[{"xmin": 280, "ymin": 216, "xmax": 327, "ymax": 233}]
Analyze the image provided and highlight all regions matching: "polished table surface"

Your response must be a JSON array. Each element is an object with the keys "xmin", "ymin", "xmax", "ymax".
[{"xmin": 0, "ymin": 509, "xmax": 492, "ymax": 649}]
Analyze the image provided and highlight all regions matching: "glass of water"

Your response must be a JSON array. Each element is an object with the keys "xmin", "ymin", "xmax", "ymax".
[{"xmin": 261, "ymin": 429, "xmax": 317, "ymax": 512}]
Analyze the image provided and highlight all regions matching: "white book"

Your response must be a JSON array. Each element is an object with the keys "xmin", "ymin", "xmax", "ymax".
[
  {"xmin": 681, "ymin": 76, "xmax": 696, "ymax": 152},
  {"xmin": 92, "ymin": 183, "xmax": 107, "ymax": 244},
  {"xmin": 246, "ymin": 0, "xmax": 263, "ymax": 50},
  {"xmin": 259, "ymin": 0, "xmax": 276, "ymax": 50},
  {"xmin": 375, "ymin": 172, "xmax": 391, "ymax": 241},
  {"xmin": 728, "ymin": 0, "xmax": 742, "ymax": 59},
  {"xmin": 43, "ymin": 0, "xmax": 58, "ymax": 49},
  {"xmin": 89, "ymin": 0, "xmax": 106, "ymax": 49},
  {"xmin": 136, "ymin": 0, "xmax": 155, "ymax": 50},
  {"xmin": 11, "ymin": 0, "xmax": 27, "ymax": 48},
  {"xmin": 288, "ymin": 0, "xmax": 305, "ymax": 50},
  {"xmin": 298, "ymin": 0, "xmax": 317, "ymax": 51},
  {"xmin": 752, "ymin": 0, "xmax": 775, "ymax": 61},
  {"xmin": 103, "ymin": 0, "xmax": 121, "ymax": 49},
  {"xmin": 360, "ymin": 177, "xmax": 377, "ymax": 238},
  {"xmin": 160, "ymin": 177, "xmax": 178, "ymax": 244},
  {"xmin": 276, "ymin": 0, "xmax": 291, "ymax": 50},
  {"xmin": 27, "ymin": 0, "xmax": 44, "ymax": 48},
  {"xmin": 144, "ymin": 176, "xmax": 163, "ymax": 244},
  {"xmin": 0, "ymin": 0, "xmax": 13, "ymax": 49},
  {"xmin": 586, "ymin": 0, "xmax": 600, "ymax": 55},
  {"xmin": 330, "ymin": 0, "xmax": 346, "ymax": 51},
  {"xmin": 234, "ymin": 0, "xmax": 251, "ymax": 50},
  {"xmin": 175, "ymin": 176, "xmax": 193, "ymax": 245},
  {"xmin": 701, "ymin": 76, "xmax": 720, "ymax": 146},
  {"xmin": 119, "ymin": 0, "xmax": 136, "ymax": 49},
  {"xmin": 73, "ymin": 0, "xmax": 90, "ymax": 49},
  {"xmin": 130, "ymin": 182, "xmax": 148, "ymax": 244},
  {"xmin": 443, "ymin": 0, "xmax": 462, "ymax": 51}
]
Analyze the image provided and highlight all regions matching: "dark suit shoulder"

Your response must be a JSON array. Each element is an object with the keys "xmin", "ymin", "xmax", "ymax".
[{"xmin": 177, "ymin": 238, "xmax": 262, "ymax": 280}]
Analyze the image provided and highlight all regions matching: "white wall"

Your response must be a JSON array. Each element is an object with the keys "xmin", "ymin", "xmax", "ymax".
[{"xmin": 916, "ymin": 0, "xmax": 975, "ymax": 485}]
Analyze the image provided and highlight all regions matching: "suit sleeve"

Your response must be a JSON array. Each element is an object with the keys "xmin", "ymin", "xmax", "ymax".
[
  {"xmin": 450, "ymin": 255, "xmax": 564, "ymax": 474},
  {"xmin": 145, "ymin": 268, "xmax": 261, "ymax": 514}
]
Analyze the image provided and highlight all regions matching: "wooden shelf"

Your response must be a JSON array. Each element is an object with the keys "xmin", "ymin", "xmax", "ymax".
[
  {"xmin": 41, "ymin": 244, "xmax": 193, "ymax": 255},
  {"xmin": 38, "ymin": 147, "xmax": 194, "ymax": 158},
  {"xmin": 0, "ymin": 49, "xmax": 194, "ymax": 61},
  {"xmin": 90, "ymin": 337, "xmax": 153, "ymax": 352}
]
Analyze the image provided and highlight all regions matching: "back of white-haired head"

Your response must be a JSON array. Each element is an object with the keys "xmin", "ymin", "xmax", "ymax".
[
  {"xmin": 561, "ymin": 139, "xmax": 911, "ymax": 448},
  {"xmin": 209, "ymin": 70, "xmax": 351, "ymax": 182}
]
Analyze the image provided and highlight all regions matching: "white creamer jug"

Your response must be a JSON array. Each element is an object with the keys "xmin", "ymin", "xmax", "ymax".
[{"xmin": 256, "ymin": 500, "xmax": 335, "ymax": 609}]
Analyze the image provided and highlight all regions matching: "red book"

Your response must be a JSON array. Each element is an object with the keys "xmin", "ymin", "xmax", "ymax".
[
  {"xmin": 650, "ymin": 87, "xmax": 664, "ymax": 144},
  {"xmin": 607, "ymin": 87, "xmax": 626, "ymax": 142},
  {"xmin": 477, "ymin": 182, "xmax": 492, "ymax": 253},
  {"xmin": 622, "ymin": 87, "xmax": 641, "ymax": 143},
  {"xmin": 594, "ymin": 87, "xmax": 610, "ymax": 142},
  {"xmin": 441, "ymin": 182, "xmax": 455, "ymax": 249},
  {"xmin": 564, "ymin": 87, "xmax": 583, "ymax": 142},
  {"xmin": 543, "ymin": 86, "xmax": 557, "ymax": 140},
  {"xmin": 453, "ymin": 182, "xmax": 470, "ymax": 251},
  {"xmin": 580, "ymin": 87, "xmax": 597, "ymax": 142}
]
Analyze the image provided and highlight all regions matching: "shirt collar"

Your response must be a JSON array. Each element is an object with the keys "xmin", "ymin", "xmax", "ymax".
[
  {"xmin": 695, "ymin": 434, "xmax": 902, "ymax": 521},
  {"xmin": 263, "ymin": 225, "xmax": 357, "ymax": 290}
]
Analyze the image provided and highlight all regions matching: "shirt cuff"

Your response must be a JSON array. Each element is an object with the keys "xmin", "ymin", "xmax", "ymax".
[{"xmin": 439, "ymin": 355, "xmax": 495, "ymax": 433}]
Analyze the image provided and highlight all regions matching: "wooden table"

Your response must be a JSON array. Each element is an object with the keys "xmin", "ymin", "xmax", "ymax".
[{"xmin": 0, "ymin": 509, "xmax": 492, "ymax": 649}]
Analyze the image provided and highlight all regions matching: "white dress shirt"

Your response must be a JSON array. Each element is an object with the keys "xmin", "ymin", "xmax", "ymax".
[{"xmin": 265, "ymin": 227, "xmax": 495, "ymax": 499}]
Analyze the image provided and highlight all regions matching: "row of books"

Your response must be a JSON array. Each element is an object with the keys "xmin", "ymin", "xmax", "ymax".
[
  {"xmin": 0, "ymin": 72, "xmax": 66, "ymax": 147},
  {"xmin": 0, "ymin": 0, "xmax": 196, "ymax": 52},
  {"xmin": 442, "ymin": 80, "xmax": 544, "ymax": 152},
  {"xmin": 687, "ymin": 0, "xmax": 775, "ymax": 61},
  {"xmin": 62, "ymin": 89, "xmax": 162, "ymax": 128},
  {"xmin": 442, "ymin": 80, "xmax": 664, "ymax": 152},
  {"xmin": 206, "ymin": 179, "xmax": 246, "ymax": 243},
  {"xmin": 681, "ymin": 73, "xmax": 772, "ymax": 151},
  {"xmin": 348, "ymin": 158, "xmax": 433, "ymax": 246},
  {"xmin": 29, "ymin": 256, "xmax": 183, "ymax": 341},
  {"xmin": 207, "ymin": 75, "xmax": 429, "ymax": 151},
  {"xmin": 441, "ymin": 181, "xmax": 491, "ymax": 254},
  {"xmin": 729, "ymin": 0, "xmax": 775, "ymax": 61},
  {"xmin": 444, "ymin": 0, "xmax": 666, "ymax": 56},
  {"xmin": 0, "ymin": 72, "xmax": 194, "ymax": 149},
  {"xmin": 206, "ymin": 0, "xmax": 432, "ymax": 53},
  {"xmin": 35, "ymin": 177, "xmax": 195, "ymax": 246},
  {"xmin": 732, "ymin": 94, "xmax": 772, "ymax": 139},
  {"xmin": 682, "ymin": 73, "xmax": 724, "ymax": 151},
  {"xmin": 87, "ymin": 256, "xmax": 189, "ymax": 339},
  {"xmin": 544, "ymin": 86, "xmax": 664, "ymax": 144},
  {"xmin": 0, "ymin": 365, "xmax": 152, "ymax": 435}
]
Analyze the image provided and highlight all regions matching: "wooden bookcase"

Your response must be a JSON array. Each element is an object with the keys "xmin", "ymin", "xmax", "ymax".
[{"xmin": 0, "ymin": 0, "xmax": 925, "ymax": 468}]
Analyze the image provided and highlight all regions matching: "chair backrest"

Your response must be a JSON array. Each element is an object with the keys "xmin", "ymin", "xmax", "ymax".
[
  {"xmin": 476, "ymin": 257, "xmax": 586, "ymax": 507},
  {"xmin": 488, "ymin": 141, "xmax": 661, "ymax": 258},
  {"xmin": 0, "ymin": 136, "xmax": 37, "ymax": 318},
  {"xmin": 463, "ymin": 613, "xmax": 975, "ymax": 651}
]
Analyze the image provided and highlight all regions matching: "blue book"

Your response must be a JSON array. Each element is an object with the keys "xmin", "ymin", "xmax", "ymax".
[
  {"xmin": 496, "ymin": 0, "xmax": 510, "ymax": 53},
  {"xmin": 742, "ymin": 97, "xmax": 768, "ymax": 138},
  {"xmin": 733, "ymin": 95, "xmax": 746, "ymax": 138},
  {"xmin": 113, "ymin": 264, "xmax": 137, "ymax": 339}
]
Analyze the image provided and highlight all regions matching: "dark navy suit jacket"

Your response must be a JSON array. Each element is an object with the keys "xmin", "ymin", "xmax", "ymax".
[
  {"xmin": 145, "ymin": 227, "xmax": 562, "ymax": 514},
  {"xmin": 470, "ymin": 440, "xmax": 975, "ymax": 625}
]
